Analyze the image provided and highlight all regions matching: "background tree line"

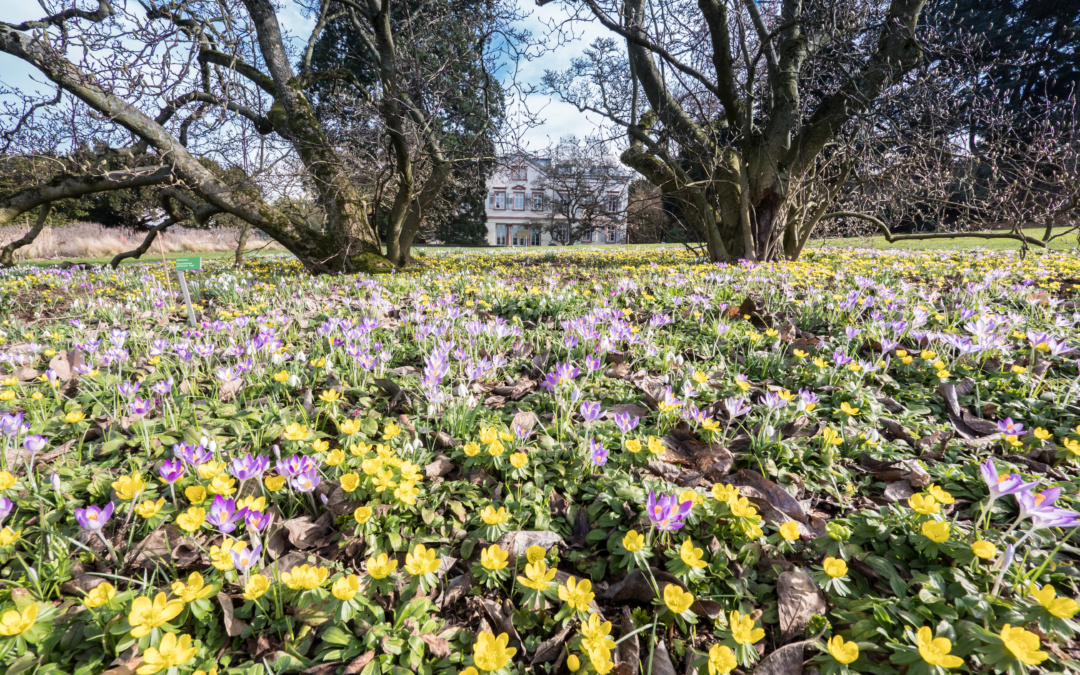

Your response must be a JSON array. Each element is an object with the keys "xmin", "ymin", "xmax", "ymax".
[{"xmin": 0, "ymin": 0, "xmax": 1077, "ymax": 270}]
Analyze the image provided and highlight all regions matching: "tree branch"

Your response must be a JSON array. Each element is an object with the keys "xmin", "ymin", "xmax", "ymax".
[
  {"xmin": 819, "ymin": 211, "xmax": 1049, "ymax": 248},
  {"xmin": 0, "ymin": 203, "xmax": 51, "ymax": 266}
]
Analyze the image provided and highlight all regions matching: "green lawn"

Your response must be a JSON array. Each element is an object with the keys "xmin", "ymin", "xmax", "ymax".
[
  {"xmin": 15, "ymin": 227, "xmax": 1076, "ymax": 267},
  {"xmin": 807, "ymin": 226, "xmax": 1078, "ymax": 252}
]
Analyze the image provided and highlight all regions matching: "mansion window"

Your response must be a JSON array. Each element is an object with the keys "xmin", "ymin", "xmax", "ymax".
[
  {"xmin": 606, "ymin": 194, "xmax": 620, "ymax": 212},
  {"xmin": 510, "ymin": 166, "xmax": 527, "ymax": 180},
  {"xmin": 496, "ymin": 224, "xmax": 507, "ymax": 246},
  {"xmin": 532, "ymin": 192, "xmax": 544, "ymax": 211},
  {"xmin": 493, "ymin": 191, "xmax": 506, "ymax": 209},
  {"xmin": 513, "ymin": 192, "xmax": 525, "ymax": 210},
  {"xmin": 606, "ymin": 226, "xmax": 617, "ymax": 243},
  {"xmin": 531, "ymin": 228, "xmax": 542, "ymax": 246},
  {"xmin": 581, "ymin": 230, "xmax": 593, "ymax": 243}
]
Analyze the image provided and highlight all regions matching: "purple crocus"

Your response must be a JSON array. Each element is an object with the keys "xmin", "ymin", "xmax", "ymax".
[
  {"xmin": 245, "ymin": 509, "xmax": 272, "ymax": 532},
  {"xmin": 646, "ymin": 491, "xmax": 692, "ymax": 531},
  {"xmin": 290, "ymin": 468, "xmax": 321, "ymax": 493},
  {"xmin": 23, "ymin": 434, "xmax": 48, "ymax": 456},
  {"xmin": 724, "ymin": 396, "xmax": 751, "ymax": 418},
  {"xmin": 158, "ymin": 459, "xmax": 186, "ymax": 484},
  {"xmin": 276, "ymin": 455, "xmax": 317, "ymax": 479},
  {"xmin": 589, "ymin": 439, "xmax": 609, "ymax": 466},
  {"xmin": 0, "ymin": 496, "xmax": 13, "ymax": 525},
  {"xmin": 613, "ymin": 411, "xmax": 640, "ymax": 434},
  {"xmin": 979, "ymin": 460, "xmax": 1038, "ymax": 500},
  {"xmin": 997, "ymin": 418, "xmax": 1024, "ymax": 435},
  {"xmin": 1, "ymin": 412, "xmax": 25, "ymax": 437},
  {"xmin": 230, "ymin": 454, "xmax": 270, "ymax": 481},
  {"xmin": 128, "ymin": 398, "xmax": 154, "ymax": 417},
  {"xmin": 174, "ymin": 442, "xmax": 213, "ymax": 466},
  {"xmin": 580, "ymin": 401, "xmax": 603, "ymax": 423},
  {"xmin": 229, "ymin": 543, "xmax": 262, "ymax": 573},
  {"xmin": 206, "ymin": 495, "xmax": 247, "ymax": 534},
  {"xmin": 75, "ymin": 503, "xmax": 114, "ymax": 531},
  {"xmin": 1017, "ymin": 488, "xmax": 1079, "ymax": 529},
  {"xmin": 760, "ymin": 391, "xmax": 787, "ymax": 410}
]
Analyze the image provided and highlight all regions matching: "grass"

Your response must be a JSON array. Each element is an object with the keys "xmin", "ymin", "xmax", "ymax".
[
  {"xmin": 14, "ymin": 226, "xmax": 1076, "ymax": 268},
  {"xmin": 807, "ymin": 226, "xmax": 1079, "ymax": 252}
]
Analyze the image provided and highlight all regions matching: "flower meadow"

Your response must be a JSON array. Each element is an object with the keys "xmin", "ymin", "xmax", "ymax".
[{"xmin": 1, "ymin": 246, "xmax": 1080, "ymax": 675}]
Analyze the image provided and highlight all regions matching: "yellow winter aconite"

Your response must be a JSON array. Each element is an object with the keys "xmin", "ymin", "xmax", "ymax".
[
  {"xmin": 908, "ymin": 493, "xmax": 939, "ymax": 515},
  {"xmin": 177, "ymin": 507, "xmax": 206, "ymax": 533},
  {"xmin": 136, "ymin": 632, "xmax": 197, "ymax": 675},
  {"xmin": 999, "ymin": 624, "xmax": 1048, "ymax": 665},
  {"xmin": 171, "ymin": 572, "xmax": 215, "ymax": 603},
  {"xmin": 367, "ymin": 553, "xmax": 398, "ymax": 579},
  {"xmin": 579, "ymin": 613, "xmax": 615, "ymax": 656},
  {"xmin": 135, "ymin": 497, "xmax": 165, "ymax": 519},
  {"xmin": 480, "ymin": 545, "xmax": 508, "ymax": 571},
  {"xmin": 916, "ymin": 627, "xmax": 963, "ymax": 668},
  {"xmin": 0, "ymin": 527, "xmax": 20, "ymax": 546},
  {"xmin": 558, "ymin": 576, "xmax": 595, "ymax": 613},
  {"xmin": 622, "ymin": 530, "xmax": 645, "ymax": 552},
  {"xmin": 243, "ymin": 575, "xmax": 271, "ymax": 601},
  {"xmin": 353, "ymin": 505, "xmax": 373, "ymax": 524},
  {"xmin": 663, "ymin": 585, "xmax": 694, "ymax": 615},
  {"xmin": 479, "ymin": 505, "xmax": 509, "ymax": 525},
  {"xmin": 971, "ymin": 540, "xmax": 997, "ymax": 559},
  {"xmin": 283, "ymin": 423, "xmax": 309, "ymax": 441},
  {"xmin": 331, "ymin": 575, "xmax": 361, "ymax": 601},
  {"xmin": 472, "ymin": 631, "xmax": 516, "ymax": 671},
  {"xmin": 0, "ymin": 604, "xmax": 36, "ymax": 636},
  {"xmin": 84, "ymin": 582, "xmax": 116, "ymax": 608},
  {"xmin": 779, "ymin": 521, "xmax": 801, "ymax": 541},
  {"xmin": 526, "ymin": 545, "xmax": 547, "ymax": 563},
  {"xmin": 518, "ymin": 561, "xmax": 556, "ymax": 590},
  {"xmin": 128, "ymin": 592, "xmax": 184, "ymax": 637},
  {"xmin": 1030, "ymin": 583, "xmax": 1080, "ymax": 619},
  {"xmin": 281, "ymin": 564, "xmax": 329, "ymax": 590},
  {"xmin": 827, "ymin": 635, "xmax": 859, "ymax": 664},
  {"xmin": 922, "ymin": 520, "xmax": 950, "ymax": 543},
  {"xmin": 729, "ymin": 610, "xmax": 764, "ymax": 645},
  {"xmin": 112, "ymin": 472, "xmax": 145, "ymax": 500},
  {"xmin": 679, "ymin": 539, "xmax": 707, "ymax": 568},
  {"xmin": 405, "ymin": 544, "xmax": 441, "ymax": 576},
  {"xmin": 822, "ymin": 557, "xmax": 848, "ymax": 578},
  {"xmin": 707, "ymin": 644, "xmax": 737, "ymax": 675}
]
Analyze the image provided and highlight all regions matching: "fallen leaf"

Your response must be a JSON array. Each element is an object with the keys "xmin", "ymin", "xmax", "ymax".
[
  {"xmin": 343, "ymin": 652, "xmax": 376, "ymax": 675},
  {"xmin": 530, "ymin": 622, "xmax": 572, "ymax": 665},
  {"xmin": 217, "ymin": 592, "xmax": 249, "ymax": 637},
  {"xmin": 647, "ymin": 638, "xmax": 678, "ymax": 675},
  {"xmin": 420, "ymin": 634, "xmax": 450, "ymax": 658},
  {"xmin": 425, "ymin": 454, "xmax": 454, "ymax": 478},
  {"xmin": 777, "ymin": 568, "xmax": 825, "ymax": 639},
  {"xmin": 280, "ymin": 514, "xmax": 333, "ymax": 549},
  {"xmin": 495, "ymin": 531, "xmax": 564, "ymax": 559}
]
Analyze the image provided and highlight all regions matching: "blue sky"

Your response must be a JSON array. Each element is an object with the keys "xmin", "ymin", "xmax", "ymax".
[{"xmin": 0, "ymin": 0, "xmax": 606, "ymax": 150}]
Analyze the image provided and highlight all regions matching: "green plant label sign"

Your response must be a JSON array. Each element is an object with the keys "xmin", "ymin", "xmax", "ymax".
[{"xmin": 175, "ymin": 256, "xmax": 202, "ymax": 271}]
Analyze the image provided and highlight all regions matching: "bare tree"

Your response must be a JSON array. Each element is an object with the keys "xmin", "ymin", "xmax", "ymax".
[
  {"xmin": 540, "ymin": 0, "xmax": 935, "ymax": 261},
  {"xmin": 536, "ymin": 137, "xmax": 627, "ymax": 245},
  {"xmin": 0, "ymin": 0, "xmax": 524, "ymax": 271}
]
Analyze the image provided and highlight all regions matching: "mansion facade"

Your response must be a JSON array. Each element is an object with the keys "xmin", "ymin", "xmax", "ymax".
[{"xmin": 483, "ymin": 155, "xmax": 629, "ymax": 247}]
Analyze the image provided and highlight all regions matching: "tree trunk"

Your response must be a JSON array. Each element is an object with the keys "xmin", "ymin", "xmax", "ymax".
[
  {"xmin": 0, "ymin": 203, "xmax": 51, "ymax": 266},
  {"xmin": 235, "ymin": 221, "xmax": 251, "ymax": 265}
]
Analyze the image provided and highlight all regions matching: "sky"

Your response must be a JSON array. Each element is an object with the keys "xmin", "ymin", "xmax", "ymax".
[{"xmin": 0, "ymin": 0, "xmax": 609, "ymax": 151}]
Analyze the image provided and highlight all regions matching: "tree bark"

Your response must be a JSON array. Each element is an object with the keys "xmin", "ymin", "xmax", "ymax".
[
  {"xmin": 0, "ymin": 16, "xmax": 391, "ymax": 275},
  {"xmin": 235, "ymin": 221, "xmax": 251, "ymax": 265},
  {"xmin": 0, "ymin": 203, "xmax": 51, "ymax": 266}
]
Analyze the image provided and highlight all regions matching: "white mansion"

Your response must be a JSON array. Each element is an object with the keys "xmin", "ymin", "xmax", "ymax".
[{"xmin": 483, "ymin": 155, "xmax": 630, "ymax": 247}]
